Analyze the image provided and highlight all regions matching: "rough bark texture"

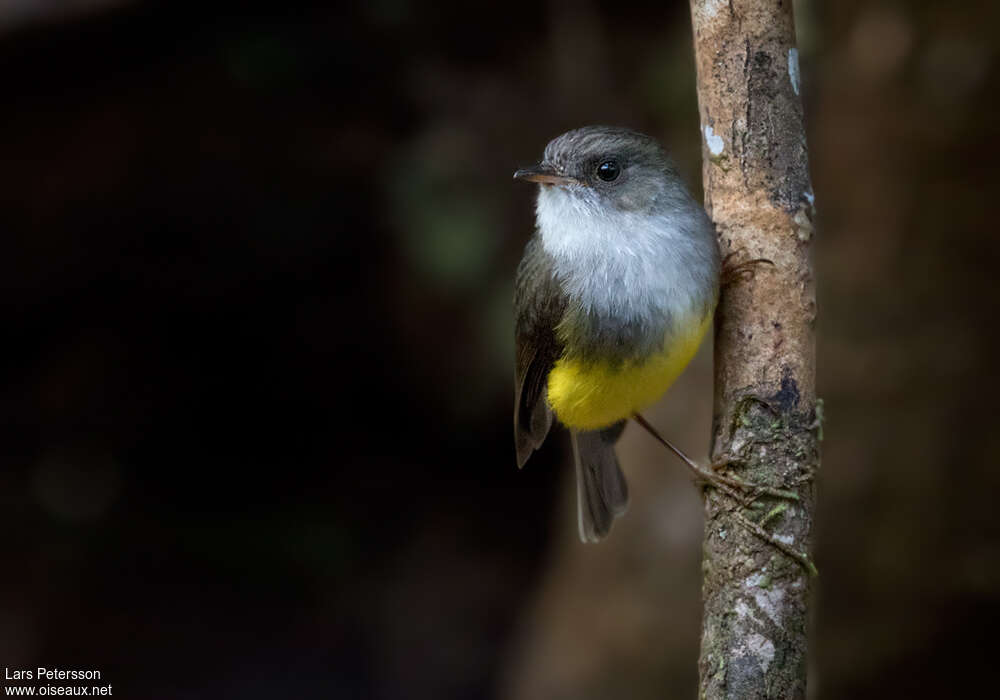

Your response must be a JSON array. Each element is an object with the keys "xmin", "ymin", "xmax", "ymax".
[{"xmin": 689, "ymin": 2, "xmax": 819, "ymax": 698}]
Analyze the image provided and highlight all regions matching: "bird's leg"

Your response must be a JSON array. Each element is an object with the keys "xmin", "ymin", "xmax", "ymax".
[
  {"xmin": 631, "ymin": 413, "xmax": 734, "ymax": 491},
  {"xmin": 721, "ymin": 249, "xmax": 773, "ymax": 287},
  {"xmin": 631, "ymin": 412, "xmax": 815, "ymax": 575},
  {"xmin": 631, "ymin": 413, "xmax": 797, "ymax": 501}
]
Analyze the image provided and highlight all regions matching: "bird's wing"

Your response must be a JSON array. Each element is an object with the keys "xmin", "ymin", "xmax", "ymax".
[{"xmin": 514, "ymin": 236, "xmax": 566, "ymax": 468}]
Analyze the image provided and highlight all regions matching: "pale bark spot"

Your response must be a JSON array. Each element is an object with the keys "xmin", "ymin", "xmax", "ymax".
[
  {"xmin": 788, "ymin": 48, "xmax": 801, "ymax": 95},
  {"xmin": 746, "ymin": 633, "xmax": 775, "ymax": 673},
  {"xmin": 703, "ymin": 125, "xmax": 725, "ymax": 156}
]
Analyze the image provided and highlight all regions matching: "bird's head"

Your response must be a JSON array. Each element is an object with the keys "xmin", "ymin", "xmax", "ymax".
[{"xmin": 513, "ymin": 126, "xmax": 681, "ymax": 215}]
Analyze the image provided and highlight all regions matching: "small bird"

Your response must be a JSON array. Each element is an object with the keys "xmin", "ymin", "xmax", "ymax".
[{"xmin": 514, "ymin": 126, "xmax": 720, "ymax": 542}]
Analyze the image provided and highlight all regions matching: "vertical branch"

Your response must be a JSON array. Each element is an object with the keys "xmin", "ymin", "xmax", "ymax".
[{"xmin": 688, "ymin": 1, "xmax": 819, "ymax": 699}]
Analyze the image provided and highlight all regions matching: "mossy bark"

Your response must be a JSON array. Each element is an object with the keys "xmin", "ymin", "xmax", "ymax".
[{"xmin": 688, "ymin": 1, "xmax": 820, "ymax": 698}]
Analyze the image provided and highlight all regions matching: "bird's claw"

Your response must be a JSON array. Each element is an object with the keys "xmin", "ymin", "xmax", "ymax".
[{"xmin": 721, "ymin": 249, "xmax": 773, "ymax": 287}]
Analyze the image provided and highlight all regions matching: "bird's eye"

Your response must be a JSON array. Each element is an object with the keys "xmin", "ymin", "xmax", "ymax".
[{"xmin": 596, "ymin": 160, "xmax": 621, "ymax": 182}]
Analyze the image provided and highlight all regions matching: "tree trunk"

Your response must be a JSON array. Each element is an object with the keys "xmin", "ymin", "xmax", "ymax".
[{"xmin": 688, "ymin": 2, "xmax": 820, "ymax": 698}]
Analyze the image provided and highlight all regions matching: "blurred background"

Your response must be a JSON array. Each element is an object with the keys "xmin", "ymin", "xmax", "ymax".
[{"xmin": 2, "ymin": 0, "xmax": 998, "ymax": 697}]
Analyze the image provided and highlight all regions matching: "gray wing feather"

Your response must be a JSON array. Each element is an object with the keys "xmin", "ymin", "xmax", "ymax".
[{"xmin": 514, "ymin": 237, "xmax": 566, "ymax": 468}]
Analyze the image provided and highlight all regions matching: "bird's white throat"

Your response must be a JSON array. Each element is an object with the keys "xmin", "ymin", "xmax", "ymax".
[{"xmin": 535, "ymin": 185, "xmax": 709, "ymax": 329}]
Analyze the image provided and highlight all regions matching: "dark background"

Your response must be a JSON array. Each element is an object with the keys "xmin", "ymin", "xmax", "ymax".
[{"xmin": 2, "ymin": 1, "xmax": 998, "ymax": 698}]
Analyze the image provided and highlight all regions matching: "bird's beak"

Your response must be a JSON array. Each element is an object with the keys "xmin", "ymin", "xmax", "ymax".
[{"xmin": 513, "ymin": 163, "xmax": 579, "ymax": 186}]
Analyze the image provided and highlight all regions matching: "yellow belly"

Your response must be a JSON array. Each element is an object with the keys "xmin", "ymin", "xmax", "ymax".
[{"xmin": 546, "ymin": 312, "xmax": 713, "ymax": 430}]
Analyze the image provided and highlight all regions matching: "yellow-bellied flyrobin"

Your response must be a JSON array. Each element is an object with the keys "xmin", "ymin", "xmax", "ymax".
[{"xmin": 513, "ymin": 126, "xmax": 720, "ymax": 542}]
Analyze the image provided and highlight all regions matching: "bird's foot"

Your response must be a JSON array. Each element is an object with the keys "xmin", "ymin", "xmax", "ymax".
[
  {"xmin": 721, "ymin": 249, "xmax": 773, "ymax": 287},
  {"xmin": 704, "ymin": 453, "xmax": 800, "ymax": 502}
]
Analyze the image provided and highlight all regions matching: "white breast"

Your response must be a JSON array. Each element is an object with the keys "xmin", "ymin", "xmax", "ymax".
[{"xmin": 535, "ymin": 185, "xmax": 708, "ymax": 329}]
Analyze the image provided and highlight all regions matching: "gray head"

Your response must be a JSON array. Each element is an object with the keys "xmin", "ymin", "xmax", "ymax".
[
  {"xmin": 514, "ymin": 126, "xmax": 683, "ymax": 214},
  {"xmin": 513, "ymin": 126, "xmax": 719, "ymax": 353}
]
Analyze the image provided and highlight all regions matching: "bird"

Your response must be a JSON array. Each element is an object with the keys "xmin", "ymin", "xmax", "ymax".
[{"xmin": 513, "ymin": 125, "xmax": 720, "ymax": 542}]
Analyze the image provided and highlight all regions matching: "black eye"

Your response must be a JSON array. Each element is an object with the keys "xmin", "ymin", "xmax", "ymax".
[{"xmin": 596, "ymin": 160, "xmax": 620, "ymax": 182}]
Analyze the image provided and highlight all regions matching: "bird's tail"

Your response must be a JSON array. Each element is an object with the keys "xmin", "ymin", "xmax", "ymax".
[{"xmin": 572, "ymin": 421, "xmax": 629, "ymax": 543}]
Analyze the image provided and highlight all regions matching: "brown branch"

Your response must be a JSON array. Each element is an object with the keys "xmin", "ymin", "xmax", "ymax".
[{"xmin": 689, "ymin": 1, "xmax": 820, "ymax": 698}]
